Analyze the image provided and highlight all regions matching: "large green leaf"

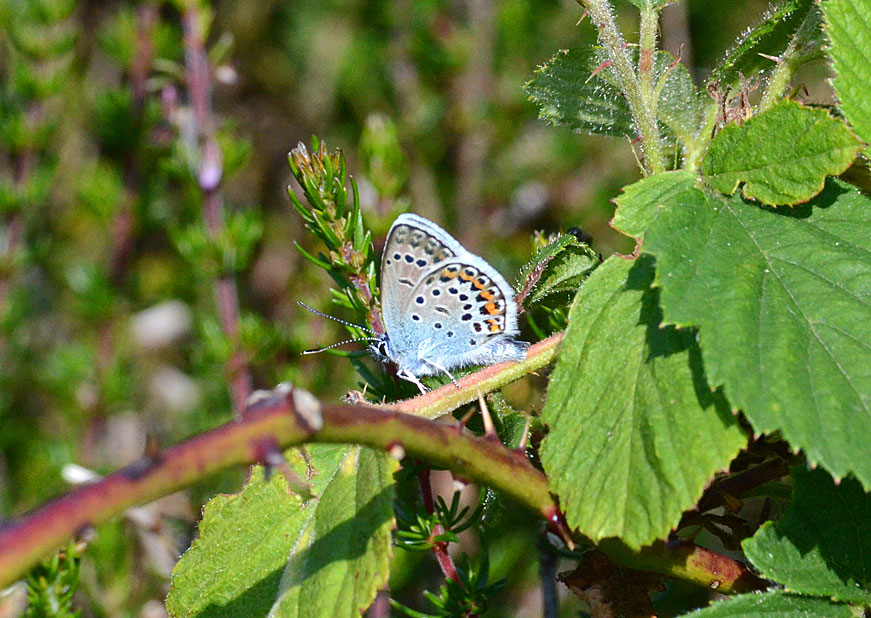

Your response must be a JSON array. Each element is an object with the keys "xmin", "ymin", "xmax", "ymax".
[
  {"xmin": 540, "ymin": 256, "xmax": 746, "ymax": 549},
  {"xmin": 702, "ymin": 100, "xmax": 860, "ymax": 205},
  {"xmin": 743, "ymin": 467, "xmax": 871, "ymax": 603},
  {"xmin": 166, "ymin": 445, "xmax": 396, "ymax": 618},
  {"xmin": 824, "ymin": 0, "xmax": 871, "ymax": 150},
  {"xmin": 712, "ymin": 0, "xmax": 815, "ymax": 85},
  {"xmin": 619, "ymin": 175, "xmax": 871, "ymax": 487},
  {"xmin": 688, "ymin": 590, "xmax": 853, "ymax": 617},
  {"xmin": 612, "ymin": 170, "xmax": 697, "ymax": 240},
  {"xmin": 525, "ymin": 48, "xmax": 699, "ymax": 146}
]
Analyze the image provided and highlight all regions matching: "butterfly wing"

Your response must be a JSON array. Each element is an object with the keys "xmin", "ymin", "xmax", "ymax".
[
  {"xmin": 380, "ymin": 214, "xmax": 527, "ymax": 377},
  {"xmin": 380, "ymin": 214, "xmax": 459, "ymax": 335}
]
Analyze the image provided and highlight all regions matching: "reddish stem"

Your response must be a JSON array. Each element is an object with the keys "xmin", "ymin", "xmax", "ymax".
[
  {"xmin": 181, "ymin": 2, "xmax": 252, "ymax": 415},
  {"xmin": 418, "ymin": 466, "xmax": 460, "ymax": 582}
]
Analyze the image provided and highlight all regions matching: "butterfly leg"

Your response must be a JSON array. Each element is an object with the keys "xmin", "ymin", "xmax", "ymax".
[
  {"xmin": 397, "ymin": 368, "xmax": 429, "ymax": 394},
  {"xmin": 423, "ymin": 358, "xmax": 460, "ymax": 389}
]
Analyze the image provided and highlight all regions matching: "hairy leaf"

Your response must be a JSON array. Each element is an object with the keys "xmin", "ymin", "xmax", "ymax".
[
  {"xmin": 744, "ymin": 467, "xmax": 871, "ymax": 603},
  {"xmin": 625, "ymin": 175, "xmax": 871, "ymax": 487},
  {"xmin": 712, "ymin": 0, "xmax": 815, "ymax": 85},
  {"xmin": 527, "ymin": 243, "xmax": 599, "ymax": 304},
  {"xmin": 824, "ymin": 0, "xmax": 871, "ymax": 150},
  {"xmin": 612, "ymin": 170, "xmax": 697, "ymax": 241},
  {"xmin": 525, "ymin": 47, "xmax": 634, "ymax": 138},
  {"xmin": 541, "ymin": 256, "xmax": 746, "ymax": 549},
  {"xmin": 702, "ymin": 100, "xmax": 860, "ymax": 205},
  {"xmin": 166, "ymin": 445, "xmax": 396, "ymax": 618},
  {"xmin": 688, "ymin": 590, "xmax": 852, "ymax": 617},
  {"xmin": 525, "ymin": 48, "xmax": 699, "ymax": 149}
]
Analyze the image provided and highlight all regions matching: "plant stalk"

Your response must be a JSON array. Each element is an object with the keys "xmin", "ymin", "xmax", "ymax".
[{"xmin": 578, "ymin": 0, "xmax": 666, "ymax": 174}]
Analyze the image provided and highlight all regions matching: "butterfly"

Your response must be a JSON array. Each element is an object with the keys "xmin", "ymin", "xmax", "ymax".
[
  {"xmin": 366, "ymin": 213, "xmax": 529, "ymax": 393},
  {"xmin": 302, "ymin": 214, "xmax": 529, "ymax": 393}
]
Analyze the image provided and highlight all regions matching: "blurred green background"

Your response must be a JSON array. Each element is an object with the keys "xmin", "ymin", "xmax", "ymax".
[{"xmin": 0, "ymin": 0, "xmax": 817, "ymax": 615}]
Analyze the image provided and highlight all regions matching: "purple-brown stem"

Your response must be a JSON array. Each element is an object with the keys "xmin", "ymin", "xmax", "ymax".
[
  {"xmin": 181, "ymin": 1, "xmax": 252, "ymax": 415},
  {"xmin": 417, "ymin": 466, "xmax": 460, "ymax": 582}
]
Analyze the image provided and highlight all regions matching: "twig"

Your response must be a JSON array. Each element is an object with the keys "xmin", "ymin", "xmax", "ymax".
[
  {"xmin": 418, "ymin": 466, "xmax": 460, "ymax": 582},
  {"xmin": 758, "ymin": 6, "xmax": 823, "ymax": 111},
  {"xmin": 181, "ymin": 1, "xmax": 252, "ymax": 416}
]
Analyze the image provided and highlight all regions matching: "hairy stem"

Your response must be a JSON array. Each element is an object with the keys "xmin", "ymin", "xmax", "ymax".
[
  {"xmin": 759, "ymin": 6, "xmax": 824, "ymax": 112},
  {"xmin": 578, "ymin": 0, "xmax": 665, "ymax": 174}
]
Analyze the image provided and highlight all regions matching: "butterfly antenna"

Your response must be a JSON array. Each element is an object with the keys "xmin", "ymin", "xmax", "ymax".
[
  {"xmin": 297, "ymin": 301, "xmax": 377, "ymax": 334},
  {"xmin": 301, "ymin": 336, "xmax": 381, "ymax": 355}
]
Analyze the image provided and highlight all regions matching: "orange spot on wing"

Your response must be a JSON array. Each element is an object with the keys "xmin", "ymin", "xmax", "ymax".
[
  {"xmin": 479, "ymin": 290, "xmax": 494, "ymax": 301},
  {"xmin": 485, "ymin": 302, "xmax": 498, "ymax": 315},
  {"xmin": 487, "ymin": 319, "xmax": 501, "ymax": 333}
]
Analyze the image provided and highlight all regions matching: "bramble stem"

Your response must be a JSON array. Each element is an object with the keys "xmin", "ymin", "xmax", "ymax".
[
  {"xmin": 759, "ymin": 7, "xmax": 824, "ymax": 112},
  {"xmin": 578, "ymin": 0, "xmax": 666, "ymax": 174},
  {"xmin": 0, "ymin": 373, "xmax": 764, "ymax": 595}
]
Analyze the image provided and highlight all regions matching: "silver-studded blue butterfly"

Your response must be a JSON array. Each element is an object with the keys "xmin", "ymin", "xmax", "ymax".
[{"xmin": 368, "ymin": 213, "xmax": 529, "ymax": 393}]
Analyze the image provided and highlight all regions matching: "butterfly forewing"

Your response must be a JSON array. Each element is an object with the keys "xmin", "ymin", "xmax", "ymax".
[{"xmin": 380, "ymin": 217, "xmax": 457, "ymax": 334}]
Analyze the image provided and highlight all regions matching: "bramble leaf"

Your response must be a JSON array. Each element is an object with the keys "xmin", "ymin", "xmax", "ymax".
[
  {"xmin": 743, "ymin": 467, "xmax": 871, "ymax": 603},
  {"xmin": 167, "ymin": 445, "xmax": 396, "ymax": 618},
  {"xmin": 688, "ymin": 590, "xmax": 853, "ymax": 617},
  {"xmin": 702, "ymin": 100, "xmax": 860, "ymax": 205},
  {"xmin": 622, "ymin": 174, "xmax": 871, "ymax": 488},
  {"xmin": 823, "ymin": 0, "xmax": 871, "ymax": 150},
  {"xmin": 540, "ymin": 256, "xmax": 746, "ymax": 549}
]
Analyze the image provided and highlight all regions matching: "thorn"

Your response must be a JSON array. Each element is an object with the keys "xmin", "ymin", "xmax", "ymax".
[
  {"xmin": 262, "ymin": 442, "xmax": 314, "ymax": 499},
  {"xmin": 459, "ymin": 406, "xmax": 477, "ymax": 429},
  {"xmin": 576, "ymin": 10, "xmax": 588, "ymax": 26},
  {"xmin": 545, "ymin": 506, "xmax": 575, "ymax": 550},
  {"xmin": 477, "ymin": 390, "xmax": 497, "ymax": 439},
  {"xmin": 515, "ymin": 416, "xmax": 532, "ymax": 452},
  {"xmin": 586, "ymin": 59, "xmax": 612, "ymax": 82},
  {"xmin": 757, "ymin": 52, "xmax": 781, "ymax": 63},
  {"xmin": 145, "ymin": 433, "xmax": 161, "ymax": 460}
]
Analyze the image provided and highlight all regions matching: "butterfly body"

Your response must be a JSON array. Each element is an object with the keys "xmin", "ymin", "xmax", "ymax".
[{"xmin": 372, "ymin": 213, "xmax": 529, "ymax": 392}]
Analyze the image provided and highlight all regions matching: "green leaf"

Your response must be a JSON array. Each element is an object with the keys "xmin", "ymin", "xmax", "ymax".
[
  {"xmin": 167, "ymin": 445, "xmax": 396, "ymax": 618},
  {"xmin": 823, "ymin": 0, "xmax": 871, "ymax": 150},
  {"xmin": 525, "ymin": 48, "xmax": 634, "ymax": 138},
  {"xmin": 525, "ymin": 48, "xmax": 699, "ymax": 148},
  {"xmin": 702, "ymin": 100, "xmax": 860, "ymax": 205},
  {"xmin": 743, "ymin": 467, "xmax": 871, "ymax": 603},
  {"xmin": 527, "ymin": 243, "xmax": 599, "ymax": 304},
  {"xmin": 688, "ymin": 590, "xmax": 853, "ymax": 617},
  {"xmin": 633, "ymin": 175, "xmax": 871, "ymax": 487},
  {"xmin": 612, "ymin": 169, "xmax": 697, "ymax": 240},
  {"xmin": 540, "ymin": 256, "xmax": 746, "ymax": 549},
  {"xmin": 712, "ymin": 0, "xmax": 815, "ymax": 85}
]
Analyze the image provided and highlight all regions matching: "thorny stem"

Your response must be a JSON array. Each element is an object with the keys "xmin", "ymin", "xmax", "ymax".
[
  {"xmin": 758, "ymin": 7, "xmax": 824, "ymax": 112},
  {"xmin": 638, "ymin": 7, "xmax": 659, "ymax": 123},
  {"xmin": 0, "ymin": 379, "xmax": 765, "ymax": 595},
  {"xmin": 181, "ymin": 1, "xmax": 252, "ymax": 416},
  {"xmin": 577, "ymin": 0, "xmax": 666, "ymax": 174}
]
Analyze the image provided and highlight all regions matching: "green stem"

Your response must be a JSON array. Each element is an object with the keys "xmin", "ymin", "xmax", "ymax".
[
  {"xmin": 759, "ymin": 7, "xmax": 824, "ymax": 112},
  {"xmin": 683, "ymin": 101, "xmax": 719, "ymax": 173},
  {"xmin": 390, "ymin": 332, "xmax": 563, "ymax": 419},
  {"xmin": 579, "ymin": 0, "xmax": 665, "ymax": 174}
]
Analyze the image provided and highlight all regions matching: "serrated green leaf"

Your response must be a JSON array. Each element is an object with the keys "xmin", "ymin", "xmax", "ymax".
[
  {"xmin": 612, "ymin": 169, "xmax": 697, "ymax": 240},
  {"xmin": 713, "ymin": 0, "xmax": 815, "ymax": 85},
  {"xmin": 743, "ymin": 467, "xmax": 871, "ymax": 603},
  {"xmin": 525, "ymin": 48, "xmax": 635, "ymax": 138},
  {"xmin": 688, "ymin": 590, "xmax": 852, "ymax": 617},
  {"xmin": 525, "ymin": 48, "xmax": 700, "ymax": 148},
  {"xmin": 540, "ymin": 256, "xmax": 746, "ymax": 549},
  {"xmin": 527, "ymin": 243, "xmax": 599, "ymax": 304},
  {"xmin": 634, "ymin": 175, "xmax": 871, "ymax": 487},
  {"xmin": 516, "ymin": 234, "xmax": 577, "ymax": 288},
  {"xmin": 824, "ymin": 0, "xmax": 871, "ymax": 151},
  {"xmin": 702, "ymin": 100, "xmax": 860, "ymax": 205},
  {"xmin": 167, "ymin": 445, "xmax": 396, "ymax": 618}
]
